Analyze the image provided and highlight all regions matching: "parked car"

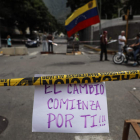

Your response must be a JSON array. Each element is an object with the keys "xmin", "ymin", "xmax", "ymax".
[{"xmin": 25, "ymin": 37, "xmax": 40, "ymax": 47}]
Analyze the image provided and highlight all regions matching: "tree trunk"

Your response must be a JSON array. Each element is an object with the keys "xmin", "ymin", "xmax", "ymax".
[
  {"xmin": 29, "ymin": 26, "xmax": 33, "ymax": 35},
  {"xmin": 21, "ymin": 29, "xmax": 26, "ymax": 43},
  {"xmin": 21, "ymin": 29, "xmax": 26, "ymax": 37}
]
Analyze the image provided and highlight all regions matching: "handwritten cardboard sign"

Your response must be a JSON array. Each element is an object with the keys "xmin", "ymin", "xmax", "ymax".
[{"xmin": 32, "ymin": 75, "xmax": 109, "ymax": 133}]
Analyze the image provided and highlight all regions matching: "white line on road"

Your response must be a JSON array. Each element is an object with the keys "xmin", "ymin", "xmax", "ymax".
[
  {"xmin": 75, "ymin": 135, "xmax": 112, "ymax": 140},
  {"xmin": 29, "ymin": 51, "xmax": 39, "ymax": 56}
]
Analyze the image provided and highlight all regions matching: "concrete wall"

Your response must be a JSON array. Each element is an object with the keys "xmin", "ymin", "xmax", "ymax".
[
  {"xmin": 80, "ymin": 16, "xmax": 140, "ymax": 50},
  {"xmin": 80, "ymin": 26, "xmax": 91, "ymax": 41},
  {"xmin": 2, "ymin": 47, "xmax": 28, "ymax": 56}
]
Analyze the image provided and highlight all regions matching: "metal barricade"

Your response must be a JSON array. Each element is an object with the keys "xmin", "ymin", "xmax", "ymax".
[{"xmin": 67, "ymin": 41, "xmax": 79, "ymax": 53}]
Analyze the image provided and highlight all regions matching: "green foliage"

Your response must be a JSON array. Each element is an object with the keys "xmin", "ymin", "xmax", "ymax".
[
  {"xmin": 99, "ymin": 0, "xmax": 122, "ymax": 19},
  {"xmin": 66, "ymin": 0, "xmax": 90, "ymax": 12},
  {"xmin": 66, "ymin": 0, "xmax": 122, "ymax": 19},
  {"xmin": 123, "ymin": 0, "xmax": 140, "ymax": 15},
  {"xmin": 0, "ymin": 0, "xmax": 62, "ymax": 34}
]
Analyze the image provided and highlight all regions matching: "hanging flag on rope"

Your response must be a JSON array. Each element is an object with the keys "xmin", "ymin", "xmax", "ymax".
[{"xmin": 65, "ymin": 0, "xmax": 100, "ymax": 37}]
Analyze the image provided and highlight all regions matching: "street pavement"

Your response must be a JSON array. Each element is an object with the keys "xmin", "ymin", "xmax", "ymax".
[{"xmin": 0, "ymin": 39, "xmax": 140, "ymax": 140}]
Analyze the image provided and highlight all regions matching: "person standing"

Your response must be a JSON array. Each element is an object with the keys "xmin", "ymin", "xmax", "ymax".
[
  {"xmin": 74, "ymin": 34, "xmax": 79, "ymax": 41},
  {"xmin": 118, "ymin": 31, "xmax": 126, "ymax": 52},
  {"xmin": 130, "ymin": 34, "xmax": 140, "ymax": 66},
  {"xmin": 100, "ymin": 31, "xmax": 109, "ymax": 61},
  {"xmin": 47, "ymin": 33, "xmax": 54, "ymax": 52},
  {"xmin": 7, "ymin": 35, "xmax": 12, "ymax": 47},
  {"xmin": 42, "ymin": 32, "xmax": 48, "ymax": 52},
  {"xmin": 73, "ymin": 34, "xmax": 79, "ymax": 51}
]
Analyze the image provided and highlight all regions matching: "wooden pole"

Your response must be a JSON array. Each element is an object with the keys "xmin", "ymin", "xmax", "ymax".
[
  {"xmin": 73, "ymin": 42, "xmax": 75, "ymax": 55},
  {"xmin": 125, "ymin": 10, "xmax": 129, "ymax": 44},
  {"xmin": 122, "ymin": 121, "xmax": 130, "ymax": 140},
  {"xmin": 96, "ymin": 0, "xmax": 102, "ymax": 35}
]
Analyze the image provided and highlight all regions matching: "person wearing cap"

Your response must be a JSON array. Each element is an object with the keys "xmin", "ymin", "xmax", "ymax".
[
  {"xmin": 100, "ymin": 31, "xmax": 109, "ymax": 61},
  {"xmin": 130, "ymin": 34, "xmax": 140, "ymax": 66},
  {"xmin": 74, "ymin": 34, "xmax": 79, "ymax": 41},
  {"xmin": 118, "ymin": 31, "xmax": 126, "ymax": 52}
]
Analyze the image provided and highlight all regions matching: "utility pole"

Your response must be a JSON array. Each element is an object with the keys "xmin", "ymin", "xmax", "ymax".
[
  {"xmin": 0, "ymin": 17, "xmax": 1, "ymax": 48},
  {"xmin": 96, "ymin": 0, "xmax": 102, "ymax": 35},
  {"xmin": 125, "ymin": 10, "xmax": 129, "ymax": 44},
  {"xmin": 99, "ymin": 0, "xmax": 102, "ymax": 35},
  {"xmin": 130, "ymin": 6, "xmax": 132, "ymax": 15},
  {"xmin": 0, "ymin": 17, "xmax": 4, "ymax": 47},
  {"xmin": 48, "ymin": 22, "xmax": 50, "ymax": 33},
  {"xmin": 105, "ymin": 14, "xmax": 107, "ymax": 19},
  {"xmin": 118, "ymin": 8, "xmax": 123, "ymax": 17}
]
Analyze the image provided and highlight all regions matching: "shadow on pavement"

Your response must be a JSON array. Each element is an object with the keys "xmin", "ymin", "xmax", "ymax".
[
  {"xmin": 125, "ymin": 63, "xmax": 140, "ymax": 67},
  {"xmin": 45, "ymin": 62, "xmax": 85, "ymax": 67},
  {"xmin": 89, "ymin": 60, "xmax": 102, "ymax": 63}
]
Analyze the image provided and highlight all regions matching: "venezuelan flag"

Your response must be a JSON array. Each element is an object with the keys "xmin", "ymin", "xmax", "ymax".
[{"xmin": 65, "ymin": 0, "xmax": 100, "ymax": 37}]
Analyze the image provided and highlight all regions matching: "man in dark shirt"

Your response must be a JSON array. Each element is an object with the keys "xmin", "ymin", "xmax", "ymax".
[
  {"xmin": 100, "ymin": 31, "xmax": 109, "ymax": 61},
  {"xmin": 47, "ymin": 33, "xmax": 54, "ymax": 52},
  {"xmin": 130, "ymin": 34, "xmax": 140, "ymax": 66}
]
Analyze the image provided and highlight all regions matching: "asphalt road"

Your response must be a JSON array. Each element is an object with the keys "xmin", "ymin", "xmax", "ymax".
[{"xmin": 0, "ymin": 39, "xmax": 140, "ymax": 140}]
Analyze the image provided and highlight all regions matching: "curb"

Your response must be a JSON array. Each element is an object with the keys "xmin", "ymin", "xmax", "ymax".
[{"xmin": 84, "ymin": 45, "xmax": 117, "ymax": 54}]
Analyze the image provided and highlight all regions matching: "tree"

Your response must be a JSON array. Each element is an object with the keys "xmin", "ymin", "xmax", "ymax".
[
  {"xmin": 66, "ymin": 0, "xmax": 122, "ymax": 19},
  {"xmin": 0, "ymin": 0, "xmax": 60, "ymax": 35},
  {"xmin": 99, "ymin": 0, "xmax": 122, "ymax": 19},
  {"xmin": 123, "ymin": 0, "xmax": 140, "ymax": 15},
  {"xmin": 66, "ymin": 0, "xmax": 90, "ymax": 12}
]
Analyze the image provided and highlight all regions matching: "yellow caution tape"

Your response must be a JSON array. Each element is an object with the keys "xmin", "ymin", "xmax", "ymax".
[{"xmin": 0, "ymin": 70, "xmax": 139, "ymax": 86}]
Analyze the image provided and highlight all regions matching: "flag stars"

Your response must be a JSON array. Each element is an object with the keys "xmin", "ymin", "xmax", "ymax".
[{"xmin": 75, "ymin": 15, "xmax": 87, "ymax": 24}]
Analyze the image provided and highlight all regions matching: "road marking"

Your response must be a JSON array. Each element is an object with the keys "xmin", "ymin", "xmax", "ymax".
[
  {"xmin": 41, "ymin": 54, "xmax": 48, "ymax": 56},
  {"xmin": 29, "ymin": 51, "xmax": 39, "ymax": 56},
  {"xmin": 81, "ymin": 52, "xmax": 86, "ymax": 55},
  {"xmin": 75, "ymin": 135, "xmax": 112, "ymax": 140}
]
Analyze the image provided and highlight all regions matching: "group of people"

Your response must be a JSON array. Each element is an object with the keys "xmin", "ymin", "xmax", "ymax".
[
  {"xmin": 6, "ymin": 31, "xmax": 140, "ymax": 66},
  {"xmin": 42, "ymin": 32, "xmax": 54, "ymax": 52},
  {"xmin": 100, "ymin": 30, "xmax": 140, "ymax": 66}
]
